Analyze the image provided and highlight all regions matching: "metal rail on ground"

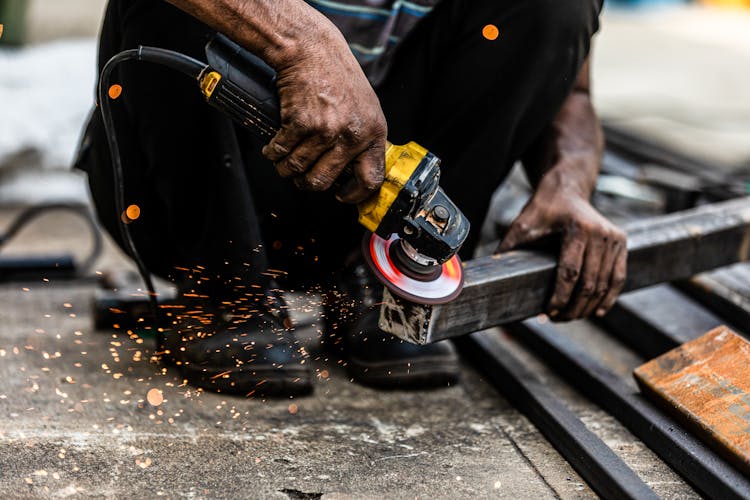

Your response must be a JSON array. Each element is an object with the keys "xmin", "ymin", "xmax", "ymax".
[
  {"xmin": 457, "ymin": 330, "xmax": 658, "ymax": 500},
  {"xmin": 508, "ymin": 318, "xmax": 750, "ymax": 499}
]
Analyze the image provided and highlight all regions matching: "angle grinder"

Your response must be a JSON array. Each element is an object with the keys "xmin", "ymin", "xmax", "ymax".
[{"xmin": 100, "ymin": 34, "xmax": 469, "ymax": 304}]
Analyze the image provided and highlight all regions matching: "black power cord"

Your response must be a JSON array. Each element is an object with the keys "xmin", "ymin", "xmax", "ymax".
[{"xmin": 98, "ymin": 47, "xmax": 209, "ymax": 322}]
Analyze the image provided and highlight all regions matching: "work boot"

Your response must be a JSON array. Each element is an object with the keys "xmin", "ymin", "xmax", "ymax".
[
  {"xmin": 158, "ymin": 289, "xmax": 313, "ymax": 397},
  {"xmin": 326, "ymin": 261, "xmax": 460, "ymax": 388}
]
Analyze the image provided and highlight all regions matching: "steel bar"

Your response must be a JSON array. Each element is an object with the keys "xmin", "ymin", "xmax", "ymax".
[
  {"xmin": 458, "ymin": 331, "xmax": 657, "ymax": 500},
  {"xmin": 678, "ymin": 263, "xmax": 750, "ymax": 332},
  {"xmin": 599, "ymin": 284, "xmax": 725, "ymax": 359},
  {"xmin": 508, "ymin": 318, "xmax": 750, "ymax": 500},
  {"xmin": 380, "ymin": 196, "xmax": 750, "ymax": 344},
  {"xmin": 602, "ymin": 123, "xmax": 746, "ymax": 201}
]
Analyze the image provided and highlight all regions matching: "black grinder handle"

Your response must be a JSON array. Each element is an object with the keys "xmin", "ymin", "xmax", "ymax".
[{"xmin": 204, "ymin": 33, "xmax": 282, "ymax": 140}]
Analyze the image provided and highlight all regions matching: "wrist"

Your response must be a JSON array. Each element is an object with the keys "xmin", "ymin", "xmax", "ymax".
[
  {"xmin": 536, "ymin": 158, "xmax": 597, "ymax": 202},
  {"xmin": 258, "ymin": 12, "xmax": 347, "ymax": 70}
]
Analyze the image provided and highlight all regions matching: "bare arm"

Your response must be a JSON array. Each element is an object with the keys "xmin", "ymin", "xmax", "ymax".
[
  {"xmin": 500, "ymin": 55, "xmax": 627, "ymax": 320},
  {"xmin": 166, "ymin": 0, "xmax": 340, "ymax": 70},
  {"xmin": 166, "ymin": 0, "xmax": 388, "ymax": 203}
]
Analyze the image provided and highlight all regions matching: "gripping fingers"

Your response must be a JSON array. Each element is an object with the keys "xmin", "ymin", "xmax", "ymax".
[
  {"xmin": 596, "ymin": 243, "xmax": 627, "ymax": 317},
  {"xmin": 293, "ymin": 145, "xmax": 356, "ymax": 193},
  {"xmin": 565, "ymin": 236, "xmax": 606, "ymax": 319},
  {"xmin": 275, "ymin": 136, "xmax": 334, "ymax": 178},
  {"xmin": 583, "ymin": 235, "xmax": 620, "ymax": 318},
  {"xmin": 337, "ymin": 144, "xmax": 385, "ymax": 204},
  {"xmin": 262, "ymin": 126, "xmax": 305, "ymax": 163},
  {"xmin": 548, "ymin": 229, "xmax": 586, "ymax": 318}
]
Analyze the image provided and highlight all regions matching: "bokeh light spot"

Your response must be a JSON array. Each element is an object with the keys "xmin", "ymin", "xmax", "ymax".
[
  {"xmin": 126, "ymin": 204, "xmax": 141, "ymax": 221},
  {"xmin": 108, "ymin": 84, "xmax": 123, "ymax": 100},
  {"xmin": 482, "ymin": 24, "xmax": 500, "ymax": 41},
  {"xmin": 147, "ymin": 388, "xmax": 163, "ymax": 407}
]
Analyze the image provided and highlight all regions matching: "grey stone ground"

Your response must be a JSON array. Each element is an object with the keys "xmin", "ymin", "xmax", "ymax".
[
  {"xmin": 0, "ymin": 214, "xmax": 590, "ymax": 499},
  {"xmin": 0, "ymin": 210, "xmax": 696, "ymax": 499}
]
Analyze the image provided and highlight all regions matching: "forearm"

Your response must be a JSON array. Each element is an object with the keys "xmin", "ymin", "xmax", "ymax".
[
  {"xmin": 524, "ymin": 56, "xmax": 604, "ymax": 200},
  {"xmin": 166, "ymin": 0, "xmax": 346, "ymax": 69}
]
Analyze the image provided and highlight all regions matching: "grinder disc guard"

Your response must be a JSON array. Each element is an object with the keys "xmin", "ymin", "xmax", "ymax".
[{"xmin": 362, "ymin": 233, "xmax": 463, "ymax": 304}]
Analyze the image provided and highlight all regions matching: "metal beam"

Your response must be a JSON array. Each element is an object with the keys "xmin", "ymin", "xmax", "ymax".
[
  {"xmin": 598, "ymin": 284, "xmax": 725, "ymax": 359},
  {"xmin": 508, "ymin": 318, "xmax": 750, "ymax": 500},
  {"xmin": 458, "ymin": 331, "xmax": 657, "ymax": 500},
  {"xmin": 380, "ymin": 197, "xmax": 750, "ymax": 344},
  {"xmin": 602, "ymin": 123, "xmax": 746, "ymax": 201},
  {"xmin": 678, "ymin": 264, "xmax": 750, "ymax": 332}
]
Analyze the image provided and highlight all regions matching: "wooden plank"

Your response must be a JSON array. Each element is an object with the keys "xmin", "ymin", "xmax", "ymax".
[
  {"xmin": 459, "ymin": 331, "xmax": 658, "ymax": 500},
  {"xmin": 634, "ymin": 326, "xmax": 750, "ymax": 476},
  {"xmin": 509, "ymin": 318, "xmax": 750, "ymax": 499},
  {"xmin": 380, "ymin": 197, "xmax": 750, "ymax": 344}
]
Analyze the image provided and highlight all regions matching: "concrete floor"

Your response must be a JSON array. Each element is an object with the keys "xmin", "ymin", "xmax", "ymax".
[{"xmin": 0, "ymin": 212, "xmax": 698, "ymax": 498}]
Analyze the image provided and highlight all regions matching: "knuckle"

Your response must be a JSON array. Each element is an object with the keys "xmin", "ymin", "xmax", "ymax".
[
  {"xmin": 560, "ymin": 265, "xmax": 579, "ymax": 282},
  {"xmin": 362, "ymin": 170, "xmax": 384, "ymax": 191},
  {"xmin": 269, "ymin": 142, "xmax": 290, "ymax": 156},
  {"xmin": 517, "ymin": 221, "xmax": 531, "ymax": 234},
  {"xmin": 614, "ymin": 231, "xmax": 627, "ymax": 247},
  {"xmin": 306, "ymin": 173, "xmax": 334, "ymax": 191},
  {"xmin": 567, "ymin": 220, "xmax": 579, "ymax": 234},
  {"xmin": 319, "ymin": 129, "xmax": 337, "ymax": 143},
  {"xmin": 580, "ymin": 283, "xmax": 596, "ymax": 297},
  {"xmin": 284, "ymin": 156, "xmax": 307, "ymax": 174},
  {"xmin": 612, "ymin": 276, "xmax": 626, "ymax": 290}
]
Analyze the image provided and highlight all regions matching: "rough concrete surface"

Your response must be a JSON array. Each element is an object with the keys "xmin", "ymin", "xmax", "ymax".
[
  {"xmin": 0, "ymin": 283, "xmax": 583, "ymax": 499},
  {"xmin": 0, "ymin": 210, "xmax": 598, "ymax": 499},
  {"xmin": 0, "ymin": 209, "xmax": 699, "ymax": 499}
]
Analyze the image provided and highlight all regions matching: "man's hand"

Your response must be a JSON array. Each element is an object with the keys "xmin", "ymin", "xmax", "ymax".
[
  {"xmin": 262, "ymin": 32, "xmax": 387, "ymax": 204},
  {"xmin": 166, "ymin": 0, "xmax": 387, "ymax": 203},
  {"xmin": 498, "ymin": 56, "xmax": 627, "ymax": 320},
  {"xmin": 498, "ymin": 181, "xmax": 627, "ymax": 320}
]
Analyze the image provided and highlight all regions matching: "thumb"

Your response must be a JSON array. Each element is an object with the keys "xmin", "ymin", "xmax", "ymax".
[
  {"xmin": 497, "ymin": 201, "xmax": 555, "ymax": 253},
  {"xmin": 497, "ymin": 211, "xmax": 536, "ymax": 253}
]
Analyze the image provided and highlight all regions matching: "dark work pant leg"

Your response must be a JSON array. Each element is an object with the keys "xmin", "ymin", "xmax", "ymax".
[
  {"xmin": 77, "ymin": 0, "xmax": 272, "ymax": 297},
  {"xmin": 376, "ymin": 0, "xmax": 602, "ymax": 257}
]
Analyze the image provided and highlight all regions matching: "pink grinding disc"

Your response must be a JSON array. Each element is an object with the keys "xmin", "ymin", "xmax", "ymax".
[{"xmin": 362, "ymin": 233, "xmax": 464, "ymax": 305}]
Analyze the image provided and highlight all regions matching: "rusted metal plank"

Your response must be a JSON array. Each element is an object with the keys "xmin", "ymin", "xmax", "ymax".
[
  {"xmin": 380, "ymin": 197, "xmax": 750, "ymax": 344},
  {"xmin": 509, "ymin": 318, "xmax": 750, "ymax": 500},
  {"xmin": 459, "ymin": 331, "xmax": 657, "ymax": 500},
  {"xmin": 634, "ymin": 326, "xmax": 750, "ymax": 476}
]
